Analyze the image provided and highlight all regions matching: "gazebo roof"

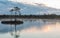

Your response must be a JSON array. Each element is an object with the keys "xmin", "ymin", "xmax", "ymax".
[{"xmin": 1, "ymin": 20, "xmax": 23, "ymax": 25}]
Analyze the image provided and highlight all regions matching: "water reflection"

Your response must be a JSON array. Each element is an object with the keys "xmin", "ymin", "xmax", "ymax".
[
  {"xmin": 0, "ymin": 19, "xmax": 60, "ymax": 38},
  {"xmin": 22, "ymin": 22, "xmax": 60, "ymax": 33}
]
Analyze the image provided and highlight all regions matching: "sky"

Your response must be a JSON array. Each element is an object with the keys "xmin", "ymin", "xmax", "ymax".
[{"xmin": 9, "ymin": 0, "xmax": 60, "ymax": 9}]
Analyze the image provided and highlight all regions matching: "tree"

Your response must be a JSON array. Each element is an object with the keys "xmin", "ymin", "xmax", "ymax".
[{"xmin": 10, "ymin": 7, "xmax": 21, "ymax": 15}]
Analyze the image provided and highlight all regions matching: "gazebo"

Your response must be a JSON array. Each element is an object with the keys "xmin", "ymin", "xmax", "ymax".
[{"xmin": 1, "ymin": 7, "xmax": 23, "ymax": 38}]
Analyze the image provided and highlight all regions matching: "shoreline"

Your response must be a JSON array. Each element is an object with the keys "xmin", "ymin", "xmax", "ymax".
[{"xmin": 0, "ymin": 15, "xmax": 60, "ymax": 19}]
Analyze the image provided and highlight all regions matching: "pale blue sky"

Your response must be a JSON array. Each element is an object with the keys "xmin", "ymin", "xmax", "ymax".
[{"xmin": 9, "ymin": 0, "xmax": 60, "ymax": 9}]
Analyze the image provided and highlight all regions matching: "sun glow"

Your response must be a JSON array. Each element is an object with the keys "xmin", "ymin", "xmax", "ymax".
[{"xmin": 21, "ymin": 22, "xmax": 60, "ymax": 33}]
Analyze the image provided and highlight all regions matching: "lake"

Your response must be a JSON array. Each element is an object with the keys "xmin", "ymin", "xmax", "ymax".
[{"xmin": 0, "ymin": 19, "xmax": 60, "ymax": 38}]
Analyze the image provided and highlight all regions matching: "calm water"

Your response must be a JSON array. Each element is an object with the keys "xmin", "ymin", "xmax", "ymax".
[{"xmin": 0, "ymin": 19, "xmax": 60, "ymax": 38}]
